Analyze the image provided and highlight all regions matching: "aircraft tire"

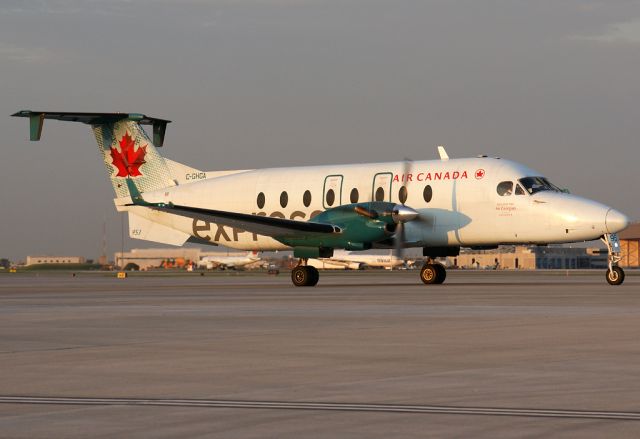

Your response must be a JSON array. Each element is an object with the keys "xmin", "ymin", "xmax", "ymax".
[
  {"xmin": 606, "ymin": 266, "xmax": 625, "ymax": 286},
  {"xmin": 420, "ymin": 264, "xmax": 439, "ymax": 285},
  {"xmin": 291, "ymin": 266, "xmax": 318, "ymax": 287},
  {"xmin": 308, "ymin": 266, "xmax": 320, "ymax": 286},
  {"xmin": 433, "ymin": 263, "xmax": 447, "ymax": 284}
]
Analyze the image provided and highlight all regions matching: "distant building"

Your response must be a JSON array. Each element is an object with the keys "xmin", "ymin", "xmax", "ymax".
[
  {"xmin": 448, "ymin": 246, "xmax": 535, "ymax": 269},
  {"xmin": 619, "ymin": 223, "xmax": 640, "ymax": 268},
  {"xmin": 114, "ymin": 248, "xmax": 251, "ymax": 270},
  {"xmin": 531, "ymin": 246, "xmax": 607, "ymax": 269},
  {"xmin": 25, "ymin": 256, "xmax": 85, "ymax": 266},
  {"xmin": 115, "ymin": 248, "xmax": 202, "ymax": 270},
  {"xmin": 446, "ymin": 245, "xmax": 607, "ymax": 270}
]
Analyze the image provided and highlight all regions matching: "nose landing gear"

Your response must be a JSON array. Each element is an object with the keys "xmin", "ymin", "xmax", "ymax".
[{"xmin": 602, "ymin": 234, "xmax": 625, "ymax": 286}]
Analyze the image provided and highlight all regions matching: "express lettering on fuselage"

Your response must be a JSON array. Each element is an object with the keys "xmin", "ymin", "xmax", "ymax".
[{"xmin": 192, "ymin": 210, "xmax": 323, "ymax": 242}]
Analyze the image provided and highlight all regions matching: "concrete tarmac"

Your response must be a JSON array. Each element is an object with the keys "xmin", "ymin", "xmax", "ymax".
[{"xmin": 1, "ymin": 270, "xmax": 639, "ymax": 438}]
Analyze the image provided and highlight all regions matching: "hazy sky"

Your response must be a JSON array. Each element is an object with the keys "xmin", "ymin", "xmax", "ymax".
[{"xmin": 2, "ymin": 1, "xmax": 640, "ymax": 261}]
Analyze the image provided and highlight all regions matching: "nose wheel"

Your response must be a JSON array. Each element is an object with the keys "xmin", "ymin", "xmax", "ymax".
[
  {"xmin": 420, "ymin": 261, "xmax": 447, "ymax": 285},
  {"xmin": 606, "ymin": 266, "xmax": 625, "ymax": 286},
  {"xmin": 602, "ymin": 234, "xmax": 625, "ymax": 286},
  {"xmin": 291, "ymin": 260, "xmax": 319, "ymax": 287}
]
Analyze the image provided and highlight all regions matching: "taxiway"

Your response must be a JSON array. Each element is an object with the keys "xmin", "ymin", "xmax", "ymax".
[{"xmin": 1, "ymin": 270, "xmax": 639, "ymax": 438}]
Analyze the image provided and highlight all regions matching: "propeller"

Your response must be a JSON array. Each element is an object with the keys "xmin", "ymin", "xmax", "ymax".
[
  {"xmin": 350, "ymin": 157, "xmax": 424, "ymax": 263},
  {"xmin": 389, "ymin": 158, "xmax": 438, "ymax": 261}
]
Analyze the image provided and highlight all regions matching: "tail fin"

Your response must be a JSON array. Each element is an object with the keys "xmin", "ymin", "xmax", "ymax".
[
  {"xmin": 12, "ymin": 111, "xmax": 176, "ymax": 198},
  {"xmin": 94, "ymin": 120, "xmax": 175, "ymax": 197}
]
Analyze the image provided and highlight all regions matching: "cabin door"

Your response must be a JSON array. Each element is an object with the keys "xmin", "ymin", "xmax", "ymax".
[
  {"xmin": 323, "ymin": 175, "xmax": 343, "ymax": 209},
  {"xmin": 372, "ymin": 172, "xmax": 393, "ymax": 202}
]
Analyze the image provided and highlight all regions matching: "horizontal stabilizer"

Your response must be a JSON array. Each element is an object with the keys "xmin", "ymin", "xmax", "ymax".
[{"xmin": 12, "ymin": 110, "xmax": 171, "ymax": 146}]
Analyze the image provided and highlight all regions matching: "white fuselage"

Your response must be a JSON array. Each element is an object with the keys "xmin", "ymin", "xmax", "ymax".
[{"xmin": 127, "ymin": 157, "xmax": 625, "ymax": 251}]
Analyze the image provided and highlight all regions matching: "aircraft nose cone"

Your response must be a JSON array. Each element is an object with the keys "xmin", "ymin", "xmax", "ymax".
[
  {"xmin": 392, "ymin": 205, "xmax": 419, "ymax": 223},
  {"xmin": 606, "ymin": 208, "xmax": 630, "ymax": 233}
]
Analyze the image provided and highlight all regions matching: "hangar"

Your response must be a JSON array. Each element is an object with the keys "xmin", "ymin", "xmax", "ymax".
[
  {"xmin": 619, "ymin": 223, "xmax": 640, "ymax": 268},
  {"xmin": 448, "ymin": 246, "xmax": 607, "ymax": 270}
]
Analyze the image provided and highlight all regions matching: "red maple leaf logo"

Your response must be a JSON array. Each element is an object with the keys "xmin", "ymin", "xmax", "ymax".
[
  {"xmin": 475, "ymin": 169, "xmax": 485, "ymax": 180},
  {"xmin": 110, "ymin": 132, "xmax": 147, "ymax": 177}
]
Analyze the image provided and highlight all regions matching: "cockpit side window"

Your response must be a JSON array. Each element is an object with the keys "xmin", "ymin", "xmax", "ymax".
[
  {"xmin": 515, "ymin": 184, "xmax": 525, "ymax": 195},
  {"xmin": 544, "ymin": 178, "xmax": 563, "ymax": 192},
  {"xmin": 518, "ymin": 176, "xmax": 561, "ymax": 195},
  {"xmin": 497, "ymin": 181, "xmax": 513, "ymax": 196}
]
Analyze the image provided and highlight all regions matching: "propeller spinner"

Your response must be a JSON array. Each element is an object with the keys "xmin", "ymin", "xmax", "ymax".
[{"xmin": 391, "ymin": 204, "xmax": 419, "ymax": 223}]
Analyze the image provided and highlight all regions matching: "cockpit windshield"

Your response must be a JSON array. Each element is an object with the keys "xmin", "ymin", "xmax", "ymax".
[{"xmin": 518, "ymin": 177, "xmax": 562, "ymax": 195}]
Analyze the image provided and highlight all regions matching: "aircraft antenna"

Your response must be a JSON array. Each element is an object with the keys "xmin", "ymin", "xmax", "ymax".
[{"xmin": 437, "ymin": 145, "xmax": 449, "ymax": 161}]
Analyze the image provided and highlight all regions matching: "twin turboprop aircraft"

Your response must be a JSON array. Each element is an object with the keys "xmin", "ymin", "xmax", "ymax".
[{"xmin": 13, "ymin": 111, "xmax": 630, "ymax": 286}]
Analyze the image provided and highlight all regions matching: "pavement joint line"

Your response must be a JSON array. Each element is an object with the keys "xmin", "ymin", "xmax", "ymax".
[{"xmin": 1, "ymin": 396, "xmax": 639, "ymax": 421}]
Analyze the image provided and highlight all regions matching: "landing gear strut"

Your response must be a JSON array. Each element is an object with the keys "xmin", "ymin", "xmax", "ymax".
[
  {"xmin": 291, "ymin": 259, "xmax": 319, "ymax": 287},
  {"xmin": 420, "ymin": 259, "xmax": 447, "ymax": 285},
  {"xmin": 602, "ymin": 233, "xmax": 625, "ymax": 286}
]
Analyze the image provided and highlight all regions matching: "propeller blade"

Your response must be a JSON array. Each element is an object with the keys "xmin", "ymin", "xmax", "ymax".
[
  {"xmin": 400, "ymin": 157, "xmax": 414, "ymax": 205},
  {"xmin": 354, "ymin": 205, "xmax": 378, "ymax": 219},
  {"xmin": 402, "ymin": 158, "xmax": 412, "ymax": 183},
  {"xmin": 394, "ymin": 221, "xmax": 405, "ymax": 260}
]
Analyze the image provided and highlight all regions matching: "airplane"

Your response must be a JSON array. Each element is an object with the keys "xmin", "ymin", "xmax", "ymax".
[
  {"xmin": 307, "ymin": 258, "xmax": 363, "ymax": 270},
  {"xmin": 198, "ymin": 251, "xmax": 261, "ymax": 270},
  {"xmin": 312, "ymin": 250, "xmax": 407, "ymax": 270},
  {"xmin": 13, "ymin": 111, "xmax": 631, "ymax": 286}
]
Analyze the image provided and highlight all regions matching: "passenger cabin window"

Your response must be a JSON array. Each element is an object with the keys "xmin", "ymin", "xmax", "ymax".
[
  {"xmin": 515, "ymin": 184, "xmax": 525, "ymax": 195},
  {"xmin": 497, "ymin": 181, "xmax": 513, "ymax": 196},
  {"xmin": 398, "ymin": 186, "xmax": 408, "ymax": 204},
  {"xmin": 257, "ymin": 192, "xmax": 265, "ymax": 209},
  {"xmin": 326, "ymin": 189, "xmax": 335, "ymax": 206},
  {"xmin": 423, "ymin": 185, "xmax": 432, "ymax": 203},
  {"xmin": 375, "ymin": 187, "xmax": 385, "ymax": 202},
  {"xmin": 303, "ymin": 190, "xmax": 312, "ymax": 207},
  {"xmin": 280, "ymin": 191, "xmax": 288, "ymax": 208},
  {"xmin": 518, "ymin": 176, "xmax": 562, "ymax": 195},
  {"xmin": 350, "ymin": 188, "xmax": 359, "ymax": 203}
]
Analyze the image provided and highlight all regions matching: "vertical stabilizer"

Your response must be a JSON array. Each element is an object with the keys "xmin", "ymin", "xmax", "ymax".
[{"xmin": 94, "ymin": 121, "xmax": 176, "ymax": 198}]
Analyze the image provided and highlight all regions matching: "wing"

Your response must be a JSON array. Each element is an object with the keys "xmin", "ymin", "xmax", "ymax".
[
  {"xmin": 150, "ymin": 203, "xmax": 337, "ymax": 237},
  {"xmin": 125, "ymin": 179, "xmax": 339, "ymax": 239}
]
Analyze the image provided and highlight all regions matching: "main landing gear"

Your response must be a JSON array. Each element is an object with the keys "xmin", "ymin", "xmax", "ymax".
[
  {"xmin": 602, "ymin": 233, "xmax": 625, "ymax": 286},
  {"xmin": 291, "ymin": 259, "xmax": 319, "ymax": 287},
  {"xmin": 420, "ymin": 260, "xmax": 447, "ymax": 285},
  {"xmin": 291, "ymin": 258, "xmax": 448, "ymax": 287}
]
